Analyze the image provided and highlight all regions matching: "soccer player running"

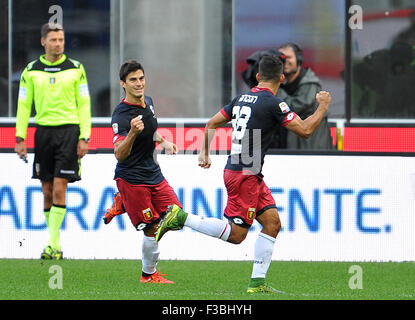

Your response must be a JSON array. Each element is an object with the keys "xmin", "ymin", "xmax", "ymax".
[
  {"xmin": 156, "ymin": 55, "xmax": 331, "ymax": 293},
  {"xmin": 15, "ymin": 23, "xmax": 91, "ymax": 260},
  {"xmin": 110, "ymin": 60, "xmax": 180, "ymax": 284}
]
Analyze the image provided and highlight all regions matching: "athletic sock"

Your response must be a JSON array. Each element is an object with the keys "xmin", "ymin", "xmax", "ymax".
[
  {"xmin": 48, "ymin": 205, "xmax": 66, "ymax": 251},
  {"xmin": 44, "ymin": 208, "xmax": 51, "ymax": 228},
  {"xmin": 250, "ymin": 232, "xmax": 276, "ymax": 280},
  {"xmin": 142, "ymin": 235, "xmax": 160, "ymax": 276},
  {"xmin": 184, "ymin": 213, "xmax": 231, "ymax": 241}
]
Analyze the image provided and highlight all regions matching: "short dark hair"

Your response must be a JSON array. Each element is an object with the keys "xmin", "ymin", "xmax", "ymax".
[
  {"xmin": 119, "ymin": 60, "xmax": 145, "ymax": 82},
  {"xmin": 41, "ymin": 23, "xmax": 64, "ymax": 38},
  {"xmin": 278, "ymin": 42, "xmax": 303, "ymax": 66},
  {"xmin": 258, "ymin": 55, "xmax": 284, "ymax": 82}
]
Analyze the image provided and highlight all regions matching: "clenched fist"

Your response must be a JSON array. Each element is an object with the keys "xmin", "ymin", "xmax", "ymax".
[
  {"xmin": 130, "ymin": 115, "xmax": 144, "ymax": 134},
  {"xmin": 316, "ymin": 91, "xmax": 331, "ymax": 106}
]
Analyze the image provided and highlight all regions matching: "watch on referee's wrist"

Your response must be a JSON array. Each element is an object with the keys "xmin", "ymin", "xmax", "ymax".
[
  {"xmin": 16, "ymin": 137, "xmax": 24, "ymax": 143},
  {"xmin": 80, "ymin": 137, "xmax": 90, "ymax": 143}
]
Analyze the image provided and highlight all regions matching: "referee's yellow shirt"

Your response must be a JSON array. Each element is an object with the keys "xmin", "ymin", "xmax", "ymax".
[{"xmin": 16, "ymin": 54, "xmax": 91, "ymax": 140}]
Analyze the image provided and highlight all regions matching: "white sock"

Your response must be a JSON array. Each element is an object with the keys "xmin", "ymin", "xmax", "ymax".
[
  {"xmin": 251, "ymin": 232, "xmax": 276, "ymax": 279},
  {"xmin": 184, "ymin": 214, "xmax": 231, "ymax": 241},
  {"xmin": 142, "ymin": 235, "xmax": 160, "ymax": 275}
]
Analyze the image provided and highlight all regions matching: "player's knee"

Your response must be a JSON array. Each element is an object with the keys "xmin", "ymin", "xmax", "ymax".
[
  {"xmin": 42, "ymin": 184, "xmax": 53, "ymax": 203},
  {"xmin": 227, "ymin": 229, "xmax": 248, "ymax": 244},
  {"xmin": 262, "ymin": 215, "xmax": 281, "ymax": 238},
  {"xmin": 144, "ymin": 221, "xmax": 159, "ymax": 237},
  {"xmin": 43, "ymin": 190, "xmax": 53, "ymax": 204},
  {"xmin": 273, "ymin": 216, "xmax": 281, "ymax": 233},
  {"xmin": 269, "ymin": 216, "xmax": 281, "ymax": 236},
  {"xmin": 52, "ymin": 190, "xmax": 66, "ymax": 205}
]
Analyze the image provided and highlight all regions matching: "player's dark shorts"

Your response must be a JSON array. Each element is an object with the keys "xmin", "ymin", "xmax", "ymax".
[
  {"xmin": 223, "ymin": 169, "xmax": 277, "ymax": 228},
  {"xmin": 33, "ymin": 124, "xmax": 81, "ymax": 183},
  {"xmin": 115, "ymin": 177, "xmax": 182, "ymax": 231}
]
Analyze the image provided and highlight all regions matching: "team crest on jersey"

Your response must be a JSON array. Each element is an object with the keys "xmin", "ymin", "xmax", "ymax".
[
  {"xmin": 279, "ymin": 102, "xmax": 290, "ymax": 113},
  {"xmin": 247, "ymin": 207, "xmax": 256, "ymax": 220},
  {"xmin": 49, "ymin": 77, "xmax": 56, "ymax": 84},
  {"xmin": 142, "ymin": 208, "xmax": 153, "ymax": 221}
]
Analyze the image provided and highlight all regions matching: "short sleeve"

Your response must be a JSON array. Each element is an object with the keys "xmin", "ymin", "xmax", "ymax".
[
  {"xmin": 111, "ymin": 109, "xmax": 129, "ymax": 145},
  {"xmin": 272, "ymin": 98, "xmax": 298, "ymax": 127},
  {"xmin": 220, "ymin": 97, "xmax": 238, "ymax": 121}
]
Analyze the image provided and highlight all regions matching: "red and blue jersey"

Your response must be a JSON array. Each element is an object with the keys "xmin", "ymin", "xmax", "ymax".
[
  {"xmin": 111, "ymin": 96, "xmax": 164, "ymax": 185},
  {"xmin": 221, "ymin": 87, "xmax": 297, "ymax": 174}
]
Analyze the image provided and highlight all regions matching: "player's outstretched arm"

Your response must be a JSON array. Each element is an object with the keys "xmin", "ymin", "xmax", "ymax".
[
  {"xmin": 156, "ymin": 131, "xmax": 178, "ymax": 155},
  {"xmin": 284, "ymin": 91, "xmax": 331, "ymax": 138},
  {"xmin": 199, "ymin": 111, "xmax": 229, "ymax": 169}
]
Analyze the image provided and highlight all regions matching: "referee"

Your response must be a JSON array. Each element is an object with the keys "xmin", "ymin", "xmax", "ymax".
[{"xmin": 14, "ymin": 23, "xmax": 91, "ymax": 260}]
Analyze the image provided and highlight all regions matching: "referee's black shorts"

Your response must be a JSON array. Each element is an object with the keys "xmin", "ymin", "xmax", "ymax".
[{"xmin": 32, "ymin": 124, "xmax": 81, "ymax": 183}]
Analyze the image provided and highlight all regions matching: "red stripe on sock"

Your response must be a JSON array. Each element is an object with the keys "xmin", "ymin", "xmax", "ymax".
[{"xmin": 219, "ymin": 224, "xmax": 228, "ymax": 239}]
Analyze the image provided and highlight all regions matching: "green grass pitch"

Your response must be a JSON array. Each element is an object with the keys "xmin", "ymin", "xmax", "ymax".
[{"xmin": 0, "ymin": 259, "xmax": 414, "ymax": 300}]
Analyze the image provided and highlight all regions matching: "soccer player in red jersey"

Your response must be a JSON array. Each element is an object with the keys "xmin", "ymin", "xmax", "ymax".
[
  {"xmin": 156, "ymin": 55, "xmax": 331, "ymax": 293},
  {"xmin": 109, "ymin": 60, "xmax": 181, "ymax": 284}
]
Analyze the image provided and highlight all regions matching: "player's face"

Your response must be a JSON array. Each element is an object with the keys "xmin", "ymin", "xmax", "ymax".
[
  {"xmin": 279, "ymin": 47, "xmax": 298, "ymax": 75},
  {"xmin": 122, "ymin": 69, "xmax": 146, "ymax": 99},
  {"xmin": 42, "ymin": 30, "xmax": 65, "ymax": 57}
]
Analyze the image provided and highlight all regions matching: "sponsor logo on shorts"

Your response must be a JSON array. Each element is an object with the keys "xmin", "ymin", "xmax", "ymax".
[
  {"xmin": 233, "ymin": 217, "xmax": 244, "ymax": 225},
  {"xmin": 60, "ymin": 170, "xmax": 75, "ymax": 174},
  {"xmin": 136, "ymin": 223, "xmax": 147, "ymax": 231},
  {"xmin": 50, "ymin": 77, "xmax": 56, "ymax": 84},
  {"xmin": 247, "ymin": 207, "xmax": 256, "ymax": 220},
  {"xmin": 142, "ymin": 208, "xmax": 153, "ymax": 221}
]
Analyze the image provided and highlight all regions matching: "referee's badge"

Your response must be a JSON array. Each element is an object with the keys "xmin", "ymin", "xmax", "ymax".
[
  {"xmin": 49, "ymin": 77, "xmax": 56, "ymax": 84},
  {"xmin": 142, "ymin": 208, "xmax": 153, "ymax": 221},
  {"xmin": 247, "ymin": 207, "xmax": 256, "ymax": 220}
]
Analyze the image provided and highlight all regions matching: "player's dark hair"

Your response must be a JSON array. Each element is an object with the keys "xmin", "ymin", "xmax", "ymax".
[
  {"xmin": 119, "ymin": 60, "xmax": 145, "ymax": 82},
  {"xmin": 41, "ymin": 23, "xmax": 64, "ymax": 38},
  {"xmin": 278, "ymin": 42, "xmax": 303, "ymax": 67},
  {"xmin": 258, "ymin": 55, "xmax": 284, "ymax": 82}
]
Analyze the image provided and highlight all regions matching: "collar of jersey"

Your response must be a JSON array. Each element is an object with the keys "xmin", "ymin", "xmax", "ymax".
[
  {"xmin": 122, "ymin": 98, "xmax": 146, "ymax": 108},
  {"xmin": 40, "ymin": 54, "xmax": 67, "ymax": 66},
  {"xmin": 251, "ymin": 86, "xmax": 274, "ymax": 95}
]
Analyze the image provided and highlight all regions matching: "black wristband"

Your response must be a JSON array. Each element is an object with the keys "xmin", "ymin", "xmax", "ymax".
[{"xmin": 16, "ymin": 137, "xmax": 24, "ymax": 143}]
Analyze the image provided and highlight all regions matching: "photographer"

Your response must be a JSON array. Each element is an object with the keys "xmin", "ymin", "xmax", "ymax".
[
  {"xmin": 241, "ymin": 44, "xmax": 334, "ymax": 150},
  {"xmin": 276, "ymin": 43, "xmax": 334, "ymax": 150}
]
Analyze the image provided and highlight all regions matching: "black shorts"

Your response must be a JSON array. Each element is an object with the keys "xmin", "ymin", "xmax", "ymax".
[{"xmin": 32, "ymin": 124, "xmax": 81, "ymax": 183}]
